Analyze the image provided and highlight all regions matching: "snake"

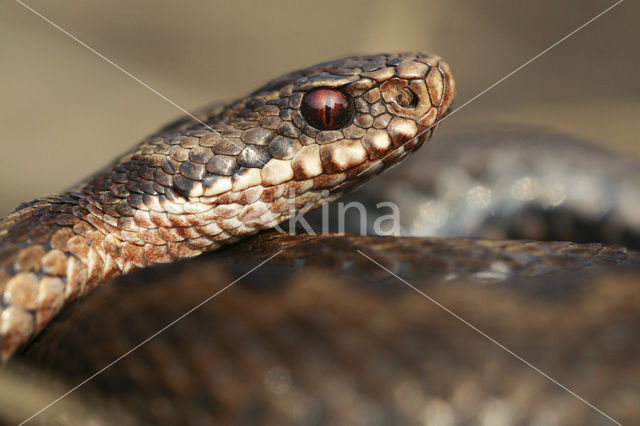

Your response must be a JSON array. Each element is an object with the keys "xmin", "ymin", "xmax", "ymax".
[{"xmin": 1, "ymin": 52, "xmax": 639, "ymax": 425}]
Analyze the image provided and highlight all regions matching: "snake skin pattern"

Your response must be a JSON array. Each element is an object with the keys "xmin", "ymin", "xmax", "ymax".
[
  {"xmin": 0, "ymin": 52, "xmax": 455, "ymax": 360},
  {"xmin": 2, "ymin": 52, "xmax": 640, "ymax": 425},
  {"xmin": 14, "ymin": 233, "xmax": 640, "ymax": 425}
]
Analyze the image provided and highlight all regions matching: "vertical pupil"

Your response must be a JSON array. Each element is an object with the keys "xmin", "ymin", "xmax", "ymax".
[
  {"xmin": 324, "ymin": 100, "xmax": 333, "ymax": 126},
  {"xmin": 301, "ymin": 89, "xmax": 353, "ymax": 130}
]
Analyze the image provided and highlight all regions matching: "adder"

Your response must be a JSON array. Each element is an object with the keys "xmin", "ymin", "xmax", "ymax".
[{"xmin": 1, "ymin": 52, "xmax": 639, "ymax": 425}]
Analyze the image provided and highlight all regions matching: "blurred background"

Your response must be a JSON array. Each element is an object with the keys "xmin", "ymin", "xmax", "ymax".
[{"xmin": 0, "ymin": 0, "xmax": 638, "ymax": 216}]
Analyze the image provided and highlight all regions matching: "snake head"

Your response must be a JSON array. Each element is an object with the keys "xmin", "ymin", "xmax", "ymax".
[
  {"xmin": 241, "ymin": 52, "xmax": 457, "ymax": 181},
  {"xmin": 84, "ymin": 53, "xmax": 456, "ymax": 258}
]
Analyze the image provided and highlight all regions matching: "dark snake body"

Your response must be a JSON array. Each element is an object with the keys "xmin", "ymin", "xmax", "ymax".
[
  {"xmin": 13, "ymin": 233, "xmax": 640, "ymax": 425},
  {"xmin": 1, "ymin": 53, "xmax": 639, "ymax": 425}
]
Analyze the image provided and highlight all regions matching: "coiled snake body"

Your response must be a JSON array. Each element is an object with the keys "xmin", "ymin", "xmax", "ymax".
[{"xmin": 1, "ymin": 53, "xmax": 639, "ymax": 425}]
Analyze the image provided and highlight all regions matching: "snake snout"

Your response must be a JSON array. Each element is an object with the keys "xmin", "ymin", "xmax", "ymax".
[
  {"xmin": 380, "ymin": 55, "xmax": 456, "ymax": 131},
  {"xmin": 359, "ymin": 54, "xmax": 456, "ymax": 157}
]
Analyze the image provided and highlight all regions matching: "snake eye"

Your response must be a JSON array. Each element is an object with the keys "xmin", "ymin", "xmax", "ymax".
[{"xmin": 301, "ymin": 88, "xmax": 353, "ymax": 130}]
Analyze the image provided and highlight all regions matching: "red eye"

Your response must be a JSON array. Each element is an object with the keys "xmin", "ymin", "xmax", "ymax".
[{"xmin": 301, "ymin": 89, "xmax": 353, "ymax": 130}]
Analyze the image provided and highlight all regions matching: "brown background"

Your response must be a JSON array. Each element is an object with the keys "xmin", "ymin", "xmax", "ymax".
[{"xmin": 1, "ymin": 0, "xmax": 638, "ymax": 217}]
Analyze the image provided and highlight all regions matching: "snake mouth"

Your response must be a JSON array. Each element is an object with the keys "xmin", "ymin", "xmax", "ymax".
[{"xmin": 436, "ymin": 102, "xmax": 455, "ymax": 121}]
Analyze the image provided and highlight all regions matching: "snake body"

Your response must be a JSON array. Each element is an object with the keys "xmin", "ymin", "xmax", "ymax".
[
  {"xmin": 1, "ymin": 53, "xmax": 640, "ymax": 425},
  {"xmin": 15, "ymin": 234, "xmax": 640, "ymax": 425},
  {"xmin": 0, "ymin": 52, "xmax": 454, "ymax": 360}
]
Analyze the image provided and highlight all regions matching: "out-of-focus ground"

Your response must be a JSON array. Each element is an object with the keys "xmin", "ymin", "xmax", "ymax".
[{"xmin": 0, "ymin": 0, "xmax": 638, "ymax": 216}]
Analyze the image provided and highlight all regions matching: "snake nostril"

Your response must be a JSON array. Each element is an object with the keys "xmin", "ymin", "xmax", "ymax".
[{"xmin": 395, "ymin": 88, "xmax": 418, "ymax": 108}]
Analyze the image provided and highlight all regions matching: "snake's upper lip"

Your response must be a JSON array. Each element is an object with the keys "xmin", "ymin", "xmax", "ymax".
[{"xmin": 438, "ymin": 104, "xmax": 455, "ymax": 120}]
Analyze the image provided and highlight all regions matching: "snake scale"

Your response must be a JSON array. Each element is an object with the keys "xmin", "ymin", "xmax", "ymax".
[{"xmin": 1, "ymin": 52, "xmax": 639, "ymax": 425}]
